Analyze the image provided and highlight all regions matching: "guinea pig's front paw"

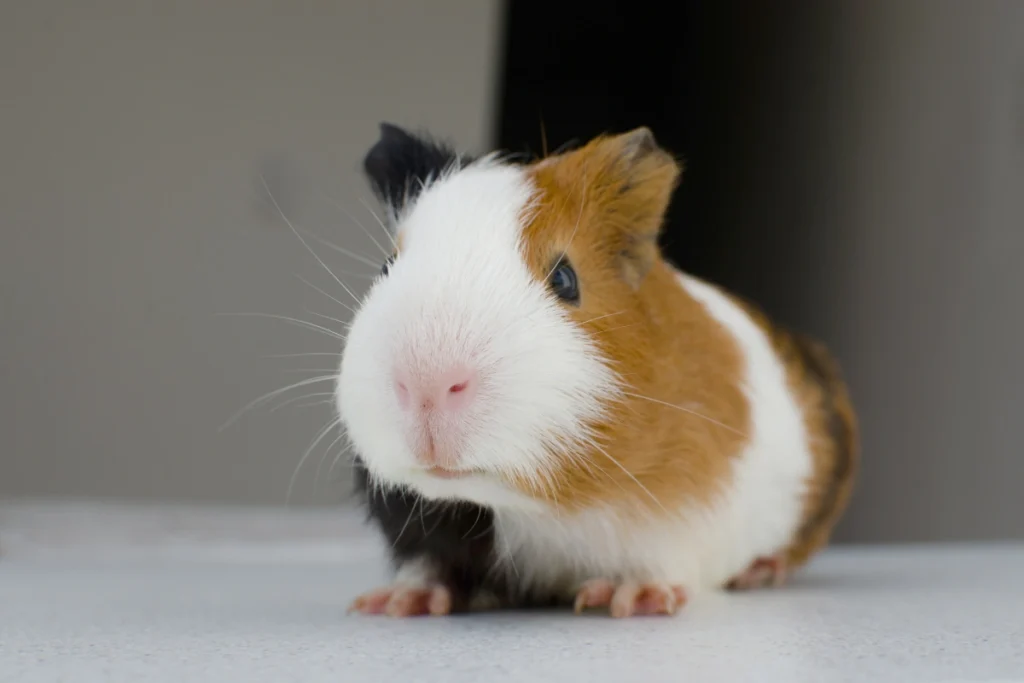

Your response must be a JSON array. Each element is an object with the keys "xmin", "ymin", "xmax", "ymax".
[
  {"xmin": 573, "ymin": 579, "xmax": 687, "ymax": 618},
  {"xmin": 347, "ymin": 583, "xmax": 452, "ymax": 617}
]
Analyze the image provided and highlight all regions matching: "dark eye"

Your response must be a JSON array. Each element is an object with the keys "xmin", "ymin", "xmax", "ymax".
[
  {"xmin": 548, "ymin": 259, "xmax": 580, "ymax": 304},
  {"xmin": 381, "ymin": 254, "xmax": 396, "ymax": 277}
]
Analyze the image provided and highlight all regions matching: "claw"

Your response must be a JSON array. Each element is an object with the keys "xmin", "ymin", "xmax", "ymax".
[
  {"xmin": 726, "ymin": 554, "xmax": 788, "ymax": 590},
  {"xmin": 574, "ymin": 579, "xmax": 687, "ymax": 617},
  {"xmin": 348, "ymin": 584, "xmax": 452, "ymax": 617}
]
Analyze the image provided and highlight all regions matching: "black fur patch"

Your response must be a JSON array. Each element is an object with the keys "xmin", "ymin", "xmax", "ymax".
[
  {"xmin": 351, "ymin": 457, "xmax": 564, "ymax": 612},
  {"xmin": 351, "ymin": 457, "xmax": 493, "ymax": 612},
  {"xmin": 363, "ymin": 122, "xmax": 473, "ymax": 216},
  {"xmin": 790, "ymin": 334, "xmax": 855, "ymax": 545}
]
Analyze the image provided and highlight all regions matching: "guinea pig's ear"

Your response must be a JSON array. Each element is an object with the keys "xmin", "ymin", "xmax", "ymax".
[
  {"xmin": 585, "ymin": 127, "xmax": 681, "ymax": 286},
  {"xmin": 362, "ymin": 123, "xmax": 472, "ymax": 222},
  {"xmin": 533, "ymin": 127, "xmax": 680, "ymax": 287}
]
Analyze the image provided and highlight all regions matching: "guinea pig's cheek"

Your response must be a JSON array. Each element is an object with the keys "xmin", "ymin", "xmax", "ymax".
[{"xmin": 335, "ymin": 313, "xmax": 411, "ymax": 475}]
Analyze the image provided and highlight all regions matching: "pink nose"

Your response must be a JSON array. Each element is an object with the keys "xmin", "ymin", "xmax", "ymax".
[{"xmin": 394, "ymin": 366, "xmax": 478, "ymax": 413}]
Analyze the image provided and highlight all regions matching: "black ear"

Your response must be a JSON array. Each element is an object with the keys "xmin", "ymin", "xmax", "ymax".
[{"xmin": 362, "ymin": 123, "xmax": 471, "ymax": 217}]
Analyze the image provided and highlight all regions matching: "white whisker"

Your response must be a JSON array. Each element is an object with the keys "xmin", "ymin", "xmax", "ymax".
[
  {"xmin": 313, "ymin": 430, "xmax": 348, "ymax": 498},
  {"xmin": 392, "ymin": 497, "xmax": 419, "ymax": 548},
  {"xmin": 591, "ymin": 323, "xmax": 640, "ymax": 335},
  {"xmin": 287, "ymin": 417, "xmax": 341, "ymax": 504},
  {"xmin": 358, "ymin": 197, "xmax": 398, "ymax": 250},
  {"xmin": 304, "ymin": 308, "xmax": 351, "ymax": 329},
  {"xmin": 418, "ymin": 499, "xmax": 430, "ymax": 536},
  {"xmin": 277, "ymin": 368, "xmax": 342, "ymax": 374},
  {"xmin": 259, "ymin": 174, "xmax": 364, "ymax": 304},
  {"xmin": 289, "ymin": 398, "xmax": 336, "ymax": 411},
  {"xmin": 296, "ymin": 226, "xmax": 382, "ymax": 270},
  {"xmin": 218, "ymin": 312, "xmax": 345, "ymax": 342},
  {"xmin": 219, "ymin": 374, "xmax": 336, "ymax": 432},
  {"xmin": 587, "ymin": 438, "xmax": 669, "ymax": 516},
  {"xmin": 461, "ymin": 506, "xmax": 485, "ymax": 540},
  {"xmin": 544, "ymin": 176, "xmax": 587, "ymax": 282},
  {"xmin": 581, "ymin": 313, "xmax": 626, "ymax": 327},
  {"xmin": 622, "ymin": 391, "xmax": 747, "ymax": 437},
  {"xmin": 327, "ymin": 438, "xmax": 354, "ymax": 480},
  {"xmin": 318, "ymin": 190, "xmax": 395, "ymax": 256},
  {"xmin": 297, "ymin": 275, "xmax": 356, "ymax": 314},
  {"xmin": 267, "ymin": 391, "xmax": 336, "ymax": 413},
  {"xmin": 262, "ymin": 352, "xmax": 342, "ymax": 359}
]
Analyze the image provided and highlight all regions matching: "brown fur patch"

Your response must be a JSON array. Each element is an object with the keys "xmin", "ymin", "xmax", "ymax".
[
  {"xmin": 505, "ymin": 129, "xmax": 750, "ymax": 517},
  {"xmin": 729, "ymin": 294, "xmax": 860, "ymax": 570}
]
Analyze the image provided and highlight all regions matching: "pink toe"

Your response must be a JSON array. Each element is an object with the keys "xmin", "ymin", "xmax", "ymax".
[
  {"xmin": 349, "ymin": 588, "xmax": 395, "ymax": 615},
  {"xmin": 574, "ymin": 579, "xmax": 617, "ymax": 613},
  {"xmin": 386, "ymin": 588, "xmax": 431, "ymax": 617},
  {"xmin": 427, "ymin": 586, "xmax": 453, "ymax": 615},
  {"xmin": 609, "ymin": 584, "xmax": 642, "ymax": 618}
]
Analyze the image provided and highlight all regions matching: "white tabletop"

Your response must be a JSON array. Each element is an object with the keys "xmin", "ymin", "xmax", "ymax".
[{"xmin": 1, "ymin": 500, "xmax": 1021, "ymax": 683}]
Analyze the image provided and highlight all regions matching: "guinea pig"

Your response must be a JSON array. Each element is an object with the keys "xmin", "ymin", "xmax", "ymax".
[{"xmin": 338, "ymin": 122, "xmax": 858, "ymax": 618}]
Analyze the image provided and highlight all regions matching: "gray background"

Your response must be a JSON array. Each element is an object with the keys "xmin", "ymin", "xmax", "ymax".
[{"xmin": 2, "ymin": 0, "xmax": 1021, "ymax": 543}]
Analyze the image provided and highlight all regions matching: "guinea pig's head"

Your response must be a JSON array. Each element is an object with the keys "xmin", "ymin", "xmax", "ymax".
[{"xmin": 338, "ymin": 123, "xmax": 680, "ymax": 512}]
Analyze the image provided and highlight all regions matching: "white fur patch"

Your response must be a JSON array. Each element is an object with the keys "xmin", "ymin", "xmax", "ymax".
[
  {"xmin": 487, "ymin": 272, "xmax": 814, "ymax": 598},
  {"xmin": 337, "ymin": 158, "xmax": 619, "ymax": 510}
]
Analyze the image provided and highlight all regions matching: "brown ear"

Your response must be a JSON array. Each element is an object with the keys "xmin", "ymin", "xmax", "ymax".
[
  {"xmin": 538, "ymin": 127, "xmax": 681, "ymax": 286},
  {"xmin": 597, "ymin": 127, "xmax": 680, "ymax": 284}
]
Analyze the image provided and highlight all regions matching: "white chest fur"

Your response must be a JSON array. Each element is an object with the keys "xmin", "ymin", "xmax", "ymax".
[{"xmin": 490, "ymin": 273, "xmax": 814, "ymax": 597}]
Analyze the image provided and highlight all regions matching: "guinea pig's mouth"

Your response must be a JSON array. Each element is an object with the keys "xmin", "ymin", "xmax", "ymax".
[{"xmin": 423, "ymin": 466, "xmax": 479, "ymax": 480}]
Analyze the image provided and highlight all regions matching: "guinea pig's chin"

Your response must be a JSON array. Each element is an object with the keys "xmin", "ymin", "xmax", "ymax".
[{"xmin": 398, "ymin": 468, "xmax": 546, "ymax": 512}]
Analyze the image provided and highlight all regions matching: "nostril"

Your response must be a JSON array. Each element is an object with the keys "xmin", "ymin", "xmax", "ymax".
[{"xmin": 441, "ymin": 370, "xmax": 477, "ymax": 411}]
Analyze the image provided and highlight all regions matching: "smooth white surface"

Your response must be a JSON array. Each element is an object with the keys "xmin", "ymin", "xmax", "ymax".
[{"xmin": 1, "ymin": 501, "xmax": 1022, "ymax": 683}]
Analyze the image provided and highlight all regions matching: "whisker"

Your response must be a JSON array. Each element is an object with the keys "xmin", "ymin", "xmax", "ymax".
[
  {"xmin": 218, "ymin": 312, "xmax": 345, "ymax": 342},
  {"xmin": 267, "ymin": 391, "xmax": 336, "ymax": 413},
  {"xmin": 357, "ymin": 198, "xmax": 398, "ymax": 251},
  {"xmin": 587, "ymin": 438, "xmax": 669, "ymax": 516},
  {"xmin": 317, "ymin": 189, "xmax": 395, "ymax": 256},
  {"xmin": 262, "ymin": 352, "xmax": 342, "ymax": 359},
  {"xmin": 287, "ymin": 417, "xmax": 341, "ymax": 504},
  {"xmin": 284, "ymin": 398, "xmax": 335, "ymax": 412},
  {"xmin": 462, "ymin": 506, "xmax": 485, "ymax": 540},
  {"xmin": 312, "ymin": 430, "xmax": 348, "ymax": 499},
  {"xmin": 392, "ymin": 497, "xmax": 419, "ymax": 549},
  {"xmin": 544, "ymin": 176, "xmax": 587, "ymax": 283},
  {"xmin": 219, "ymin": 374, "xmax": 336, "ymax": 432},
  {"xmin": 579, "ymin": 310, "xmax": 626, "ymax": 326},
  {"xmin": 296, "ymin": 226, "xmax": 382, "ymax": 270},
  {"xmin": 327, "ymin": 438, "xmax": 354, "ymax": 480},
  {"xmin": 277, "ymin": 368, "xmax": 342, "ymax": 374},
  {"xmin": 552, "ymin": 137, "xmax": 580, "ymax": 156},
  {"xmin": 418, "ymin": 499, "xmax": 432, "ymax": 536},
  {"xmin": 259, "ymin": 174, "xmax": 364, "ymax": 304},
  {"xmin": 424, "ymin": 505, "xmax": 449, "ymax": 538},
  {"xmin": 622, "ymin": 391, "xmax": 747, "ymax": 437},
  {"xmin": 573, "ymin": 436, "xmax": 636, "ymax": 499},
  {"xmin": 304, "ymin": 308, "xmax": 352, "ymax": 330},
  {"xmin": 297, "ymin": 275, "xmax": 356, "ymax": 315},
  {"xmin": 501, "ymin": 536, "xmax": 520, "ymax": 580},
  {"xmin": 590, "ymin": 323, "xmax": 640, "ymax": 336}
]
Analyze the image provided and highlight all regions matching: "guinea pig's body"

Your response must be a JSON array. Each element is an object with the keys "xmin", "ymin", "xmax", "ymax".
[{"xmin": 340, "ymin": 124, "xmax": 858, "ymax": 617}]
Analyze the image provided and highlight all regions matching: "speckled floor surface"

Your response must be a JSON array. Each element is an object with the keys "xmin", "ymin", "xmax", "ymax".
[{"xmin": 1, "ymin": 500, "xmax": 1021, "ymax": 682}]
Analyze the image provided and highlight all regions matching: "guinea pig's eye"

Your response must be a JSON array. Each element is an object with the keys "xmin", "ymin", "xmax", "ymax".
[
  {"xmin": 548, "ymin": 259, "xmax": 580, "ymax": 304},
  {"xmin": 380, "ymin": 254, "xmax": 396, "ymax": 278}
]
